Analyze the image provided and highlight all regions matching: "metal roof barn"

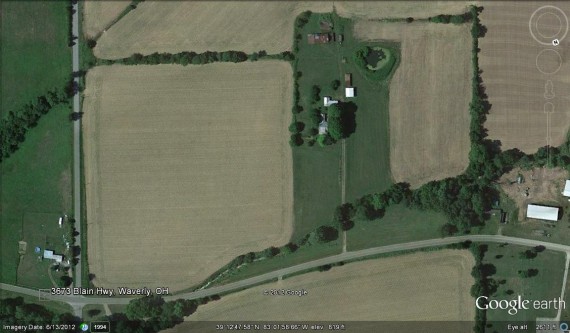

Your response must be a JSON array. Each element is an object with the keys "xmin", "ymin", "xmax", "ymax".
[{"xmin": 526, "ymin": 204, "xmax": 559, "ymax": 221}]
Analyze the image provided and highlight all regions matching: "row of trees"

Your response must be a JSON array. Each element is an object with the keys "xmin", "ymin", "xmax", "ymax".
[
  {"xmin": 469, "ymin": 243, "xmax": 497, "ymax": 333},
  {"xmin": 428, "ymin": 12, "xmax": 473, "ymax": 24},
  {"xmin": 100, "ymin": 50, "xmax": 294, "ymax": 67},
  {"xmin": 1, "ymin": 297, "xmax": 78, "ymax": 327},
  {"xmin": 288, "ymin": 12, "xmax": 313, "ymax": 146},
  {"xmin": 105, "ymin": 295, "xmax": 218, "ymax": 333},
  {"xmin": 1, "ymin": 88, "xmax": 69, "ymax": 162}
]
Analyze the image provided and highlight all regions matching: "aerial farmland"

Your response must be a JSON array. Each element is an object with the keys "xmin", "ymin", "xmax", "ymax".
[
  {"xmin": 82, "ymin": 62, "xmax": 293, "ymax": 291},
  {"xmin": 162, "ymin": 250, "xmax": 475, "ymax": 332},
  {"xmin": 6, "ymin": 0, "xmax": 569, "ymax": 330},
  {"xmin": 83, "ymin": 1, "xmax": 132, "ymax": 38},
  {"xmin": 354, "ymin": 21, "xmax": 472, "ymax": 187},
  {"xmin": 480, "ymin": 1, "xmax": 570, "ymax": 153}
]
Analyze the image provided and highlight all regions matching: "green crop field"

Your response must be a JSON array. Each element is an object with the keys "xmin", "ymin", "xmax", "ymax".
[
  {"xmin": 483, "ymin": 243, "xmax": 566, "ymax": 326},
  {"xmin": 0, "ymin": 1, "xmax": 72, "ymax": 286},
  {"xmin": 1, "ymin": 0, "xmax": 71, "ymax": 112},
  {"xmin": 347, "ymin": 204, "xmax": 449, "ymax": 251}
]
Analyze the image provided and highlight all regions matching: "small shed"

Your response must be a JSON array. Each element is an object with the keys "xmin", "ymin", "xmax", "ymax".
[
  {"xmin": 344, "ymin": 73, "xmax": 352, "ymax": 87},
  {"xmin": 318, "ymin": 114, "xmax": 328, "ymax": 135},
  {"xmin": 345, "ymin": 87, "xmax": 355, "ymax": 98},
  {"xmin": 323, "ymin": 96, "xmax": 338, "ymax": 107},
  {"xmin": 526, "ymin": 204, "xmax": 559, "ymax": 221},
  {"xmin": 319, "ymin": 21, "xmax": 333, "ymax": 32},
  {"xmin": 562, "ymin": 180, "xmax": 570, "ymax": 197}
]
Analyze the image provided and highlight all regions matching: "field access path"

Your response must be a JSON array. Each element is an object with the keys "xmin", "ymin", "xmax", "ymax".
[
  {"xmin": 71, "ymin": 0, "xmax": 82, "ymax": 289},
  {"xmin": 3, "ymin": 234, "xmax": 570, "ymax": 316}
]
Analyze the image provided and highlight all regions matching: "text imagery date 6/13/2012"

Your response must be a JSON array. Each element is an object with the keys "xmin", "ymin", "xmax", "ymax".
[{"xmin": 214, "ymin": 323, "xmax": 346, "ymax": 330}]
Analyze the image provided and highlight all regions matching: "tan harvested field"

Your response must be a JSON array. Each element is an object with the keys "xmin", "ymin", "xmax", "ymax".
[
  {"xmin": 162, "ymin": 250, "xmax": 475, "ymax": 332},
  {"xmin": 83, "ymin": 62, "xmax": 293, "ymax": 292},
  {"xmin": 354, "ymin": 21, "xmax": 472, "ymax": 187},
  {"xmin": 93, "ymin": 1, "xmax": 332, "ymax": 59},
  {"xmin": 500, "ymin": 167, "xmax": 568, "ymax": 220},
  {"xmin": 480, "ymin": 2, "xmax": 570, "ymax": 153},
  {"xmin": 83, "ymin": 1, "xmax": 132, "ymax": 38},
  {"xmin": 336, "ymin": 1, "xmax": 473, "ymax": 20},
  {"xmin": 93, "ymin": 1, "xmax": 474, "ymax": 60}
]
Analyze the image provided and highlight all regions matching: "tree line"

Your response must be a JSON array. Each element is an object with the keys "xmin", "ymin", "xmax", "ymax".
[
  {"xmin": 0, "ymin": 297, "xmax": 79, "ymax": 328},
  {"xmin": 99, "ymin": 50, "xmax": 294, "ymax": 67},
  {"xmin": 428, "ymin": 12, "xmax": 473, "ymax": 24},
  {"xmin": 1, "ymin": 88, "xmax": 69, "ymax": 162},
  {"xmin": 288, "ymin": 11, "xmax": 313, "ymax": 147}
]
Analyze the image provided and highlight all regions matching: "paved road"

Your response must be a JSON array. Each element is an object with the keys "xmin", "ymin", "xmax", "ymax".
[
  {"xmin": 341, "ymin": 139, "xmax": 347, "ymax": 253},
  {"xmin": 4, "ymin": 234, "xmax": 570, "ymax": 308},
  {"xmin": 71, "ymin": 0, "xmax": 82, "ymax": 289}
]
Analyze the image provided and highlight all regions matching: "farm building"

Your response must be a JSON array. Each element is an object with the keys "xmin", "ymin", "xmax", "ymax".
[
  {"xmin": 526, "ymin": 204, "xmax": 559, "ymax": 222},
  {"xmin": 345, "ymin": 87, "xmax": 355, "ymax": 98},
  {"xmin": 319, "ymin": 21, "xmax": 333, "ymax": 32},
  {"xmin": 318, "ymin": 114, "xmax": 328, "ymax": 135},
  {"xmin": 43, "ymin": 249, "xmax": 63, "ymax": 263},
  {"xmin": 307, "ymin": 33, "xmax": 332, "ymax": 44},
  {"xmin": 323, "ymin": 96, "xmax": 338, "ymax": 107},
  {"xmin": 345, "ymin": 73, "xmax": 352, "ymax": 86},
  {"xmin": 562, "ymin": 180, "xmax": 570, "ymax": 197}
]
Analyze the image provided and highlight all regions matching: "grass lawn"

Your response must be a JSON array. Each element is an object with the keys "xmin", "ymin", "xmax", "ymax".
[
  {"xmin": 497, "ymin": 186, "xmax": 570, "ymax": 246},
  {"xmin": 341, "ymin": 20, "xmax": 397, "ymax": 200},
  {"xmin": 1, "ymin": 0, "xmax": 71, "ymax": 113},
  {"xmin": 16, "ymin": 212, "xmax": 72, "ymax": 289},
  {"xmin": 292, "ymin": 12, "xmax": 398, "ymax": 239},
  {"xmin": 483, "ymin": 243, "xmax": 566, "ymax": 325},
  {"xmin": 1, "ymin": 105, "xmax": 73, "ymax": 285},
  {"xmin": 1, "ymin": 1, "xmax": 72, "ymax": 287},
  {"xmin": 560, "ymin": 270, "xmax": 570, "ymax": 322},
  {"xmin": 347, "ymin": 204, "xmax": 449, "ymax": 251},
  {"xmin": 0, "ymin": 290, "xmax": 72, "ymax": 315},
  {"xmin": 292, "ymin": 145, "xmax": 341, "ymax": 239}
]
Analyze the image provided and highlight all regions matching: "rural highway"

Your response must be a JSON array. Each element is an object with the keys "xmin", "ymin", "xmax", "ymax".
[
  {"xmin": 71, "ymin": 0, "xmax": 82, "ymax": 288},
  {"xmin": 4, "ymin": 234, "xmax": 570, "ymax": 311}
]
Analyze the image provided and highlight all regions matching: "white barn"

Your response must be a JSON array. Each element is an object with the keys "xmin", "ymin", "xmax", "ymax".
[
  {"xmin": 562, "ymin": 180, "xmax": 570, "ymax": 197},
  {"xmin": 323, "ymin": 96, "xmax": 338, "ymax": 107},
  {"xmin": 526, "ymin": 204, "xmax": 559, "ymax": 221},
  {"xmin": 345, "ymin": 87, "xmax": 355, "ymax": 98}
]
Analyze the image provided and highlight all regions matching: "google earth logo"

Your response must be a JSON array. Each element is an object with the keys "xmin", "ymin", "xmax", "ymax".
[{"xmin": 79, "ymin": 323, "xmax": 89, "ymax": 332}]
